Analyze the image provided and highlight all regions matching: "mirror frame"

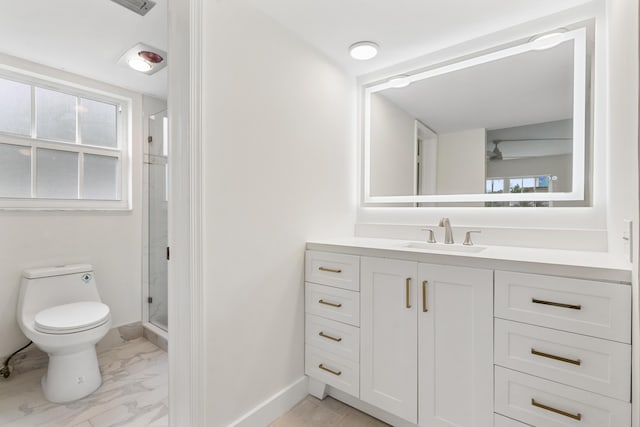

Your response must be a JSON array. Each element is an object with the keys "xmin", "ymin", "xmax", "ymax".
[{"xmin": 362, "ymin": 27, "xmax": 587, "ymax": 205}]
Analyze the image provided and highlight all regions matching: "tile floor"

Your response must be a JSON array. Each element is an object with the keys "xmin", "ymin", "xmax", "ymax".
[
  {"xmin": 0, "ymin": 337, "xmax": 385, "ymax": 427},
  {"xmin": 0, "ymin": 338, "xmax": 168, "ymax": 427},
  {"xmin": 270, "ymin": 396, "xmax": 389, "ymax": 427}
]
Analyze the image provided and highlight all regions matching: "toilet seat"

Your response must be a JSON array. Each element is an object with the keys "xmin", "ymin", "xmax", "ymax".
[{"xmin": 34, "ymin": 301, "xmax": 110, "ymax": 334}]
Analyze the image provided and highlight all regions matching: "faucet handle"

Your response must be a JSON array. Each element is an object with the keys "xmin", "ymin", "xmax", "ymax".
[
  {"xmin": 463, "ymin": 230, "xmax": 481, "ymax": 246},
  {"xmin": 421, "ymin": 228, "xmax": 437, "ymax": 243}
]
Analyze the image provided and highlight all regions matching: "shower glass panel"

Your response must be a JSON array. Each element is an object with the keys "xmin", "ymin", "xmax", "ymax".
[{"xmin": 147, "ymin": 110, "xmax": 168, "ymax": 331}]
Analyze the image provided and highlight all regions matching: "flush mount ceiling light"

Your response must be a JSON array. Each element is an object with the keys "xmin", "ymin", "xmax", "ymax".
[
  {"xmin": 530, "ymin": 28, "xmax": 568, "ymax": 51},
  {"xmin": 349, "ymin": 41, "xmax": 379, "ymax": 60},
  {"xmin": 118, "ymin": 43, "xmax": 167, "ymax": 75},
  {"xmin": 387, "ymin": 75, "xmax": 411, "ymax": 88}
]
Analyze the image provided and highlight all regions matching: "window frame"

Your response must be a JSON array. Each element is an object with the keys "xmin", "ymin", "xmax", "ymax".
[{"xmin": 0, "ymin": 67, "xmax": 132, "ymax": 210}]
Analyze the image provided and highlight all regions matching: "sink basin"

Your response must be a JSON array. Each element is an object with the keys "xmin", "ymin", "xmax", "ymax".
[{"xmin": 401, "ymin": 242, "xmax": 487, "ymax": 253}]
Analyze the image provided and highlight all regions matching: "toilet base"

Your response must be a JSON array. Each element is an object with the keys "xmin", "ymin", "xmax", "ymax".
[{"xmin": 42, "ymin": 345, "xmax": 102, "ymax": 403}]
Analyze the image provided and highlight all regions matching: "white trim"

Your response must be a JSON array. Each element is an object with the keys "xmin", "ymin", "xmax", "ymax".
[
  {"xmin": 362, "ymin": 27, "xmax": 588, "ymax": 205},
  {"xmin": 227, "ymin": 377, "xmax": 309, "ymax": 427},
  {"xmin": 168, "ymin": 0, "xmax": 205, "ymax": 426}
]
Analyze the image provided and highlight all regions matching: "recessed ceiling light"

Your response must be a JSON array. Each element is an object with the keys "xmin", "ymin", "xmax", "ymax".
[
  {"xmin": 530, "ymin": 29, "xmax": 568, "ymax": 50},
  {"xmin": 349, "ymin": 41, "xmax": 379, "ymax": 60},
  {"xmin": 387, "ymin": 75, "xmax": 411, "ymax": 88},
  {"xmin": 128, "ymin": 58, "xmax": 152, "ymax": 72}
]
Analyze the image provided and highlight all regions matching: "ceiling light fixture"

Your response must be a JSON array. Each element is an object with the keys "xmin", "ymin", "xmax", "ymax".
[
  {"xmin": 128, "ymin": 58, "xmax": 152, "ymax": 72},
  {"xmin": 387, "ymin": 75, "xmax": 411, "ymax": 88},
  {"xmin": 349, "ymin": 41, "xmax": 379, "ymax": 60},
  {"xmin": 530, "ymin": 29, "xmax": 568, "ymax": 51},
  {"xmin": 118, "ymin": 43, "xmax": 167, "ymax": 75}
]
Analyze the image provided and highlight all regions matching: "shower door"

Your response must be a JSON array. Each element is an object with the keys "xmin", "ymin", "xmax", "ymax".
[{"xmin": 147, "ymin": 110, "xmax": 168, "ymax": 331}]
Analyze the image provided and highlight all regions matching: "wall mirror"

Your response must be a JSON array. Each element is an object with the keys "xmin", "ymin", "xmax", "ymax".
[{"xmin": 363, "ymin": 26, "xmax": 591, "ymax": 207}]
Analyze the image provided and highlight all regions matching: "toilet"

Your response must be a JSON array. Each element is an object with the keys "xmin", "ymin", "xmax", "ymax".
[{"xmin": 16, "ymin": 264, "xmax": 111, "ymax": 403}]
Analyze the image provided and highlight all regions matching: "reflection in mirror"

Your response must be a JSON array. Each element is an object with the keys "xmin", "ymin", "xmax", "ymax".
[{"xmin": 364, "ymin": 26, "xmax": 591, "ymax": 207}]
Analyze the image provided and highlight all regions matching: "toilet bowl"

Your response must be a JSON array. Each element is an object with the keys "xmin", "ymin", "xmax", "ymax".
[{"xmin": 16, "ymin": 264, "xmax": 111, "ymax": 403}]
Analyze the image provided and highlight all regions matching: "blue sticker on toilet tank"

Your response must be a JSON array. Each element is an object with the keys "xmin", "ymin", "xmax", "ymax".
[{"xmin": 82, "ymin": 273, "xmax": 92, "ymax": 283}]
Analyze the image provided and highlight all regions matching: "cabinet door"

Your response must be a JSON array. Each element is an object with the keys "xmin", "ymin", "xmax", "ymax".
[
  {"xmin": 418, "ymin": 264, "xmax": 493, "ymax": 427},
  {"xmin": 361, "ymin": 257, "xmax": 418, "ymax": 423}
]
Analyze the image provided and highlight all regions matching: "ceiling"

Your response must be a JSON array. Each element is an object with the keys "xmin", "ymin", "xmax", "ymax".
[
  {"xmin": 0, "ymin": 0, "xmax": 167, "ymax": 98},
  {"xmin": 244, "ymin": 0, "xmax": 592, "ymax": 76},
  {"xmin": 0, "ymin": 0, "xmax": 592, "ymax": 99},
  {"xmin": 377, "ymin": 40, "xmax": 574, "ymax": 134}
]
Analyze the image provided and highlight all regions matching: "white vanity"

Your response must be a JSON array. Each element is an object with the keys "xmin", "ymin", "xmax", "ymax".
[{"xmin": 304, "ymin": 238, "xmax": 632, "ymax": 427}]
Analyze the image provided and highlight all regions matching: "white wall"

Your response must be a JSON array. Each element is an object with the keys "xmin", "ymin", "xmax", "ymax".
[
  {"xmin": 0, "ymin": 54, "xmax": 144, "ymax": 358},
  {"xmin": 436, "ymin": 128, "xmax": 486, "ymax": 195},
  {"xmin": 370, "ymin": 93, "xmax": 416, "ymax": 196},
  {"xmin": 200, "ymin": 2, "xmax": 356, "ymax": 425}
]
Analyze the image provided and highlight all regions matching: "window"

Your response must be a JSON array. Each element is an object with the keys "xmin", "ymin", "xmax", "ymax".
[
  {"xmin": 486, "ymin": 175, "xmax": 553, "ymax": 207},
  {"xmin": 0, "ymin": 72, "xmax": 130, "ymax": 209}
]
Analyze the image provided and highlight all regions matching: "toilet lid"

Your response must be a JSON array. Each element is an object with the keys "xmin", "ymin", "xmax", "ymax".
[{"xmin": 34, "ymin": 301, "xmax": 110, "ymax": 334}]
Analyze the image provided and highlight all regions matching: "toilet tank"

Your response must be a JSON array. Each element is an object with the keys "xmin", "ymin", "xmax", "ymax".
[{"xmin": 18, "ymin": 264, "xmax": 103, "ymax": 321}]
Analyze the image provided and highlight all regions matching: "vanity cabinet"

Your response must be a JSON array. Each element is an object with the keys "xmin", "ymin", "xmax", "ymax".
[
  {"xmin": 417, "ymin": 263, "xmax": 493, "ymax": 427},
  {"xmin": 359, "ymin": 257, "xmax": 493, "ymax": 426},
  {"xmin": 360, "ymin": 257, "xmax": 418, "ymax": 422},
  {"xmin": 493, "ymin": 271, "xmax": 632, "ymax": 426},
  {"xmin": 304, "ymin": 247, "xmax": 633, "ymax": 427}
]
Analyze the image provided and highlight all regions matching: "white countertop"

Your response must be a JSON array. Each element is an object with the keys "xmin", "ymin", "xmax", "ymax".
[{"xmin": 306, "ymin": 237, "xmax": 632, "ymax": 284}]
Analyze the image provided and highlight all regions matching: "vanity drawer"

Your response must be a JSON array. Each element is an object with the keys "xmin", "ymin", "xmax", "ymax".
[
  {"xmin": 495, "ymin": 366, "xmax": 631, "ymax": 427},
  {"xmin": 305, "ymin": 314, "xmax": 359, "ymax": 362},
  {"xmin": 305, "ymin": 282, "xmax": 360, "ymax": 326},
  {"xmin": 494, "ymin": 414, "xmax": 531, "ymax": 427},
  {"xmin": 494, "ymin": 271, "xmax": 631, "ymax": 343},
  {"xmin": 495, "ymin": 319, "xmax": 630, "ymax": 401},
  {"xmin": 305, "ymin": 251, "xmax": 360, "ymax": 291},
  {"xmin": 305, "ymin": 345, "xmax": 359, "ymax": 398}
]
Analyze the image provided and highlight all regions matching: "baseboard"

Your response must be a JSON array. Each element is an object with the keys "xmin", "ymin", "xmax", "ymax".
[{"xmin": 227, "ymin": 376, "xmax": 308, "ymax": 427}]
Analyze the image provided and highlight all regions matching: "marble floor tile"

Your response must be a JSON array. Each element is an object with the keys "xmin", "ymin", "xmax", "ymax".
[
  {"xmin": 270, "ymin": 396, "xmax": 390, "ymax": 427},
  {"xmin": 0, "ymin": 338, "xmax": 167, "ymax": 427}
]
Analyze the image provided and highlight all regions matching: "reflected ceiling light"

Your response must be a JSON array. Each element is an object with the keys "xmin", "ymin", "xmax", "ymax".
[
  {"xmin": 387, "ymin": 75, "xmax": 411, "ymax": 88},
  {"xmin": 530, "ymin": 29, "xmax": 568, "ymax": 50},
  {"xmin": 349, "ymin": 41, "xmax": 379, "ymax": 60}
]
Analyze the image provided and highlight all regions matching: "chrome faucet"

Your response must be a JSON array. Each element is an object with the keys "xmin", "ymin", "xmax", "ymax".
[{"xmin": 439, "ymin": 217, "xmax": 454, "ymax": 244}]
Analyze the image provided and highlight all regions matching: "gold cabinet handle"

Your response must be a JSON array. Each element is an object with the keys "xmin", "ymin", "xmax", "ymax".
[
  {"xmin": 406, "ymin": 278, "xmax": 412, "ymax": 309},
  {"xmin": 318, "ymin": 363, "xmax": 342, "ymax": 376},
  {"xmin": 531, "ymin": 399, "xmax": 582, "ymax": 421},
  {"xmin": 319, "ymin": 331, "xmax": 342, "ymax": 342},
  {"xmin": 319, "ymin": 266, "xmax": 342, "ymax": 273},
  {"xmin": 422, "ymin": 280, "xmax": 428, "ymax": 312},
  {"xmin": 318, "ymin": 299, "xmax": 342, "ymax": 308},
  {"xmin": 532, "ymin": 298, "xmax": 581, "ymax": 310},
  {"xmin": 531, "ymin": 348, "xmax": 581, "ymax": 366}
]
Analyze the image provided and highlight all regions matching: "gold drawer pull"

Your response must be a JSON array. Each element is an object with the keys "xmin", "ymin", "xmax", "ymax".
[
  {"xmin": 532, "ymin": 298, "xmax": 581, "ymax": 310},
  {"xmin": 531, "ymin": 348, "xmax": 581, "ymax": 366},
  {"xmin": 531, "ymin": 399, "xmax": 582, "ymax": 421},
  {"xmin": 319, "ymin": 299, "xmax": 342, "ymax": 308},
  {"xmin": 319, "ymin": 364, "xmax": 342, "ymax": 376},
  {"xmin": 422, "ymin": 280, "xmax": 428, "ymax": 312},
  {"xmin": 319, "ymin": 266, "xmax": 342, "ymax": 273},
  {"xmin": 319, "ymin": 332, "xmax": 342, "ymax": 342},
  {"xmin": 406, "ymin": 278, "xmax": 412, "ymax": 309}
]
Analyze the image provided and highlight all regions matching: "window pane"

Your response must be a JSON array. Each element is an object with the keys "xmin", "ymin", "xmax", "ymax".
[
  {"xmin": 0, "ymin": 143, "xmax": 31, "ymax": 197},
  {"xmin": 36, "ymin": 87, "xmax": 76, "ymax": 142},
  {"xmin": 36, "ymin": 148, "xmax": 78, "ymax": 198},
  {"xmin": 0, "ymin": 78, "xmax": 31, "ymax": 136},
  {"xmin": 83, "ymin": 154, "xmax": 118, "ymax": 200},
  {"xmin": 79, "ymin": 98, "xmax": 117, "ymax": 148}
]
